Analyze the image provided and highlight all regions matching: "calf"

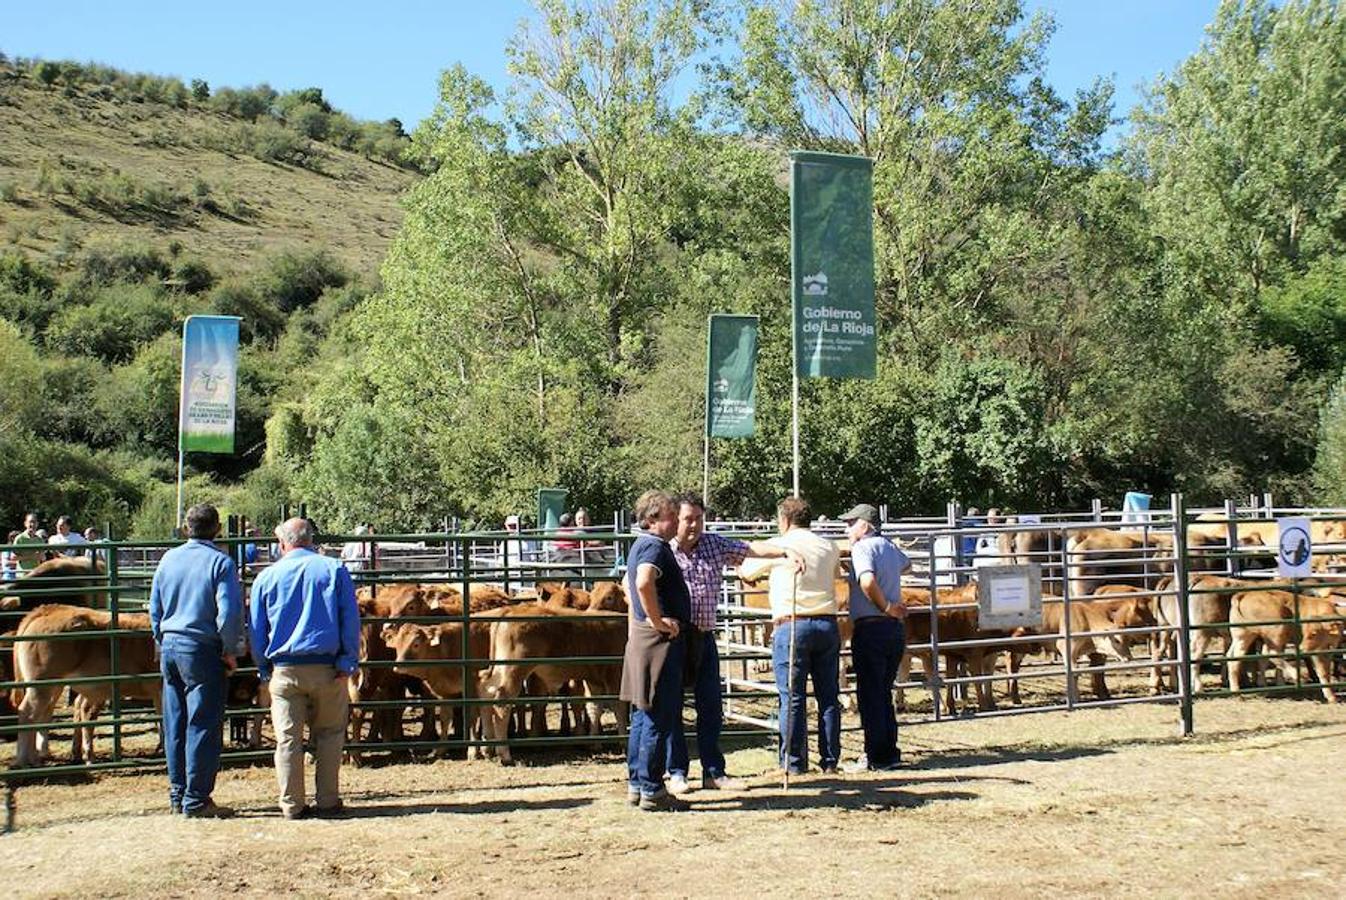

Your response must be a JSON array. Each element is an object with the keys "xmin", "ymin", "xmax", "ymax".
[
  {"xmin": 382, "ymin": 619, "xmax": 493, "ymax": 758},
  {"xmin": 1229, "ymin": 589, "xmax": 1342, "ymax": 702},
  {"xmin": 479, "ymin": 604, "xmax": 627, "ymax": 765},
  {"xmin": 11, "ymin": 604, "xmax": 159, "ymax": 766}
]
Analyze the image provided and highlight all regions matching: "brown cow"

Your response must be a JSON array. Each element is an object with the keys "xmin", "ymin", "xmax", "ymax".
[
  {"xmin": 1052, "ymin": 586, "xmax": 1158, "ymax": 702},
  {"xmin": 1066, "ymin": 528, "xmax": 1221, "ymax": 602},
  {"xmin": 0, "ymin": 555, "xmax": 105, "ymax": 613},
  {"xmin": 382, "ymin": 618, "xmax": 493, "ymax": 758},
  {"xmin": 588, "ymin": 581, "xmax": 628, "ymax": 612},
  {"xmin": 11, "ymin": 604, "xmax": 159, "ymax": 766},
  {"xmin": 1228, "ymin": 589, "xmax": 1343, "ymax": 702},
  {"xmin": 479, "ymin": 604, "xmax": 628, "ymax": 765},
  {"xmin": 1152, "ymin": 575, "xmax": 1251, "ymax": 693},
  {"xmin": 899, "ymin": 584, "xmax": 1006, "ymax": 713}
]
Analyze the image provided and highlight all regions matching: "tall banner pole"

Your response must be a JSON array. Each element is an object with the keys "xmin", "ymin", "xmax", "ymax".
[
  {"xmin": 704, "ymin": 316, "xmax": 713, "ymax": 504},
  {"xmin": 176, "ymin": 315, "xmax": 241, "ymax": 534},
  {"xmin": 789, "ymin": 164, "xmax": 802, "ymax": 498},
  {"xmin": 789, "ymin": 150, "xmax": 878, "ymax": 499}
]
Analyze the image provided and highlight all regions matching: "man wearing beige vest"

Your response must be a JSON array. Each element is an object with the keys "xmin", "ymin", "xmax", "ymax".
[{"xmin": 765, "ymin": 497, "xmax": 842, "ymax": 774}]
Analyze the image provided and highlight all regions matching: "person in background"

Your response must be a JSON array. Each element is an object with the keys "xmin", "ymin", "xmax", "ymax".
[
  {"xmin": 553, "ymin": 512, "xmax": 581, "ymax": 553},
  {"xmin": 665, "ymin": 492, "xmax": 802, "ymax": 794},
  {"xmin": 619, "ymin": 490, "xmax": 691, "ymax": 811},
  {"xmin": 838, "ymin": 503, "xmax": 909, "ymax": 773},
  {"xmin": 339, "ymin": 524, "xmax": 371, "ymax": 572},
  {"xmin": 764, "ymin": 497, "xmax": 842, "ymax": 775},
  {"xmin": 82, "ymin": 526, "xmax": 109, "ymax": 566},
  {"xmin": 1, "ymin": 530, "xmax": 20, "ymax": 580},
  {"xmin": 249, "ymin": 517, "xmax": 360, "ymax": 820},
  {"xmin": 12, "ymin": 513, "xmax": 46, "ymax": 571},
  {"xmin": 242, "ymin": 526, "xmax": 260, "ymax": 568},
  {"xmin": 149, "ymin": 503, "xmax": 243, "ymax": 818},
  {"xmin": 48, "ymin": 515, "xmax": 88, "ymax": 556}
]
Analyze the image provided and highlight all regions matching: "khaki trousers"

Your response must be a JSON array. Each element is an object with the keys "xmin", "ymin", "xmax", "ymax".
[{"xmin": 269, "ymin": 664, "xmax": 349, "ymax": 814}]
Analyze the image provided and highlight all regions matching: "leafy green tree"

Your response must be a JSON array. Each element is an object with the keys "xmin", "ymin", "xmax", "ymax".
[
  {"xmin": 190, "ymin": 78, "xmax": 210, "ymax": 101},
  {"xmin": 0, "ymin": 318, "xmax": 43, "ymax": 434}
]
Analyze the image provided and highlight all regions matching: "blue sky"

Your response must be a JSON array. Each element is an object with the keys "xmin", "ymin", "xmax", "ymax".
[{"xmin": 4, "ymin": 1, "xmax": 1218, "ymax": 134}]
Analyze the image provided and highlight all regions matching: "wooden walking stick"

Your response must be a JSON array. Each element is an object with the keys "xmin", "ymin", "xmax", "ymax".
[{"xmin": 783, "ymin": 570, "xmax": 800, "ymax": 791}]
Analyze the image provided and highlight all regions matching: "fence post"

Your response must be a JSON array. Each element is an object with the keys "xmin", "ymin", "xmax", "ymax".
[
  {"xmin": 460, "ymin": 534, "xmax": 474, "ymax": 759},
  {"xmin": 107, "ymin": 525, "xmax": 122, "ymax": 762},
  {"xmin": 1171, "ymin": 493, "xmax": 1194, "ymax": 736},
  {"xmin": 926, "ymin": 541, "xmax": 942, "ymax": 721},
  {"xmin": 1059, "ymin": 530, "xmax": 1076, "ymax": 710},
  {"xmin": 1223, "ymin": 498, "xmax": 1238, "ymax": 578}
]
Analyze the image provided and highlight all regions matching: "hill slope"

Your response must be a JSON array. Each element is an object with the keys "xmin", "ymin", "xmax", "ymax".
[{"xmin": 0, "ymin": 72, "xmax": 417, "ymax": 275}]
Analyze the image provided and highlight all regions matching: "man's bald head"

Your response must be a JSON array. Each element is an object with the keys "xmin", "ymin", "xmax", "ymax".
[{"xmin": 275, "ymin": 517, "xmax": 317, "ymax": 552}]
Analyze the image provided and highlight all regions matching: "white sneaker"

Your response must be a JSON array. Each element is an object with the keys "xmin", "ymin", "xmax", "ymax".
[
  {"xmin": 841, "ymin": 755, "xmax": 870, "ymax": 774},
  {"xmin": 666, "ymin": 773, "xmax": 692, "ymax": 795}
]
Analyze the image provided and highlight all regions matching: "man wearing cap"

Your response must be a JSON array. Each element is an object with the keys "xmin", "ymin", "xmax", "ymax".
[{"xmin": 839, "ymin": 503, "xmax": 910, "ymax": 772}]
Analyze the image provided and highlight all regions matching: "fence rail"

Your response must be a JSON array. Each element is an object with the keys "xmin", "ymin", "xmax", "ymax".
[{"xmin": 3, "ymin": 495, "xmax": 1344, "ymax": 834}]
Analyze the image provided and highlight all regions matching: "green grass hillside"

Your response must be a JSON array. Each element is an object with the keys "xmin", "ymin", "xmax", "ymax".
[{"xmin": 0, "ymin": 69, "xmax": 417, "ymax": 276}]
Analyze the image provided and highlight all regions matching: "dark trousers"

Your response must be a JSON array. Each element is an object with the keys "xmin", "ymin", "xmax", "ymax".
[
  {"xmin": 626, "ymin": 636, "xmax": 685, "ymax": 796},
  {"xmin": 772, "ymin": 617, "xmax": 841, "ymax": 773},
  {"xmin": 852, "ymin": 617, "xmax": 906, "ymax": 767},
  {"xmin": 668, "ymin": 630, "xmax": 726, "ymax": 778},
  {"xmin": 160, "ymin": 635, "xmax": 226, "ymax": 811}
]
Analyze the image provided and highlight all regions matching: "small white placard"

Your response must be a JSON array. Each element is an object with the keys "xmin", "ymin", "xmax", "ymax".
[
  {"xmin": 1277, "ymin": 517, "xmax": 1313, "ymax": 578},
  {"xmin": 977, "ymin": 565, "xmax": 1042, "ymax": 629}
]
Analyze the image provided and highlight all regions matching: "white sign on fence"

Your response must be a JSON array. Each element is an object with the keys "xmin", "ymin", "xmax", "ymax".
[
  {"xmin": 977, "ymin": 565, "xmax": 1042, "ymax": 629},
  {"xmin": 1276, "ymin": 517, "xmax": 1312, "ymax": 578}
]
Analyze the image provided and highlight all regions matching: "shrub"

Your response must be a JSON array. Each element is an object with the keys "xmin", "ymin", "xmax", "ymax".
[
  {"xmin": 73, "ymin": 241, "xmax": 172, "ymax": 285},
  {"xmin": 173, "ymin": 258, "xmax": 215, "ymax": 294},
  {"xmin": 45, "ymin": 281, "xmax": 177, "ymax": 363},
  {"xmin": 286, "ymin": 102, "xmax": 330, "ymax": 141},
  {"xmin": 0, "ymin": 180, "xmax": 17, "ymax": 202},
  {"xmin": 32, "ymin": 60, "xmax": 60, "ymax": 86},
  {"xmin": 190, "ymin": 78, "xmax": 210, "ymax": 102},
  {"xmin": 257, "ymin": 248, "xmax": 347, "ymax": 314},
  {"xmin": 210, "ymin": 279, "xmax": 285, "ymax": 343}
]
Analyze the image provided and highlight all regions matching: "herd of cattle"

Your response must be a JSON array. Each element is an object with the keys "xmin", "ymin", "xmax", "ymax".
[{"xmin": 1, "ymin": 516, "xmax": 1344, "ymax": 771}]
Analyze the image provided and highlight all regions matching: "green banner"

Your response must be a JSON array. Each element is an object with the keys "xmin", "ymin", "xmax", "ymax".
[
  {"xmin": 706, "ymin": 314, "xmax": 758, "ymax": 438},
  {"xmin": 537, "ymin": 488, "xmax": 568, "ymax": 532},
  {"xmin": 790, "ymin": 151, "xmax": 876, "ymax": 379},
  {"xmin": 178, "ymin": 315, "xmax": 240, "ymax": 453}
]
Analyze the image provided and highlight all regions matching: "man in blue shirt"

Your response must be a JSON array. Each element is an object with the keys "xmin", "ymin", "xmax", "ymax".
[
  {"xmin": 149, "ymin": 503, "xmax": 243, "ymax": 818},
  {"xmin": 839, "ymin": 503, "xmax": 910, "ymax": 772},
  {"xmin": 249, "ymin": 517, "xmax": 360, "ymax": 819},
  {"xmin": 618, "ymin": 489, "xmax": 691, "ymax": 811}
]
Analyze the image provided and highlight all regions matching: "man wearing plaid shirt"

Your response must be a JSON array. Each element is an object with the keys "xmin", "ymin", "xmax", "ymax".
[{"xmin": 665, "ymin": 493, "xmax": 803, "ymax": 793}]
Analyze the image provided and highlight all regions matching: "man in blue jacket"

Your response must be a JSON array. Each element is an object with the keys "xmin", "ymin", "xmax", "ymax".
[
  {"xmin": 249, "ymin": 517, "xmax": 360, "ymax": 820},
  {"xmin": 149, "ymin": 503, "xmax": 243, "ymax": 818}
]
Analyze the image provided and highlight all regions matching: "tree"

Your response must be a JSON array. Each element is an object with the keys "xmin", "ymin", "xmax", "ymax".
[{"xmin": 190, "ymin": 78, "xmax": 210, "ymax": 101}]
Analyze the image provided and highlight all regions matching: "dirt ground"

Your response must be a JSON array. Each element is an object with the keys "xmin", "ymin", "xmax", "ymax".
[{"xmin": 2, "ymin": 697, "xmax": 1343, "ymax": 898}]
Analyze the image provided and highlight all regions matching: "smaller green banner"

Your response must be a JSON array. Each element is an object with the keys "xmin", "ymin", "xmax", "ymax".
[
  {"xmin": 706, "ymin": 314, "xmax": 758, "ymax": 438},
  {"xmin": 537, "ymin": 488, "xmax": 569, "ymax": 532}
]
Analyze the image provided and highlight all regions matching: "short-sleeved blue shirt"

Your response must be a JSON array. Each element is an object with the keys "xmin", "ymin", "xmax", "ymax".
[
  {"xmin": 847, "ymin": 533, "xmax": 909, "ymax": 620},
  {"xmin": 625, "ymin": 534, "xmax": 691, "ymax": 625}
]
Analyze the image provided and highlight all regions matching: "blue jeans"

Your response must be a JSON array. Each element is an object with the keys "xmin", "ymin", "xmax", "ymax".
[
  {"xmin": 627, "ymin": 635, "xmax": 685, "ymax": 797},
  {"xmin": 160, "ymin": 635, "xmax": 226, "ymax": 811},
  {"xmin": 668, "ymin": 631, "xmax": 726, "ymax": 779},
  {"xmin": 772, "ymin": 617, "xmax": 840, "ymax": 773},
  {"xmin": 852, "ymin": 617, "xmax": 905, "ymax": 767}
]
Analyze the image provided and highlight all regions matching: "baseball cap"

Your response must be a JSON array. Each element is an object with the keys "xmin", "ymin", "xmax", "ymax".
[
  {"xmin": 838, "ymin": 503, "xmax": 880, "ymax": 526},
  {"xmin": 504, "ymin": 514, "xmax": 520, "ymax": 527}
]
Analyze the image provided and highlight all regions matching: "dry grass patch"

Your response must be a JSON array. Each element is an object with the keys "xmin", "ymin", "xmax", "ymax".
[{"xmin": 2, "ymin": 697, "xmax": 1343, "ymax": 898}]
